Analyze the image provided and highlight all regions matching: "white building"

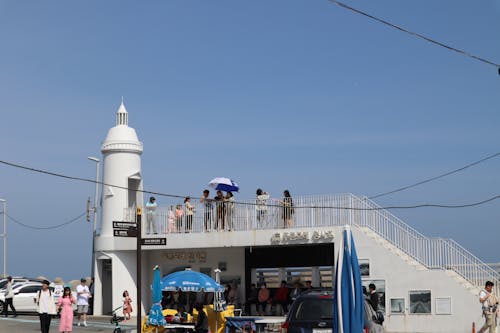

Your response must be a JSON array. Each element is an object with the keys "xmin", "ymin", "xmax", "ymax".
[{"xmin": 93, "ymin": 103, "xmax": 500, "ymax": 333}]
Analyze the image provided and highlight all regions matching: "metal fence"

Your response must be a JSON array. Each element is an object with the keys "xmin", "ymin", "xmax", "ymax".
[{"xmin": 123, "ymin": 193, "xmax": 500, "ymax": 294}]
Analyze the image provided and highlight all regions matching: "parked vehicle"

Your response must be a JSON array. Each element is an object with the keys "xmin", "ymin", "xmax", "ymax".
[
  {"xmin": 0, "ymin": 277, "xmax": 43, "ymax": 290},
  {"xmin": 0, "ymin": 282, "xmax": 76, "ymax": 314},
  {"xmin": 281, "ymin": 290, "xmax": 384, "ymax": 333}
]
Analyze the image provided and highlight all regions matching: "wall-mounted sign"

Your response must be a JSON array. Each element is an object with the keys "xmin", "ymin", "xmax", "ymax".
[
  {"xmin": 271, "ymin": 230, "xmax": 334, "ymax": 244},
  {"xmin": 162, "ymin": 251, "xmax": 207, "ymax": 263},
  {"xmin": 142, "ymin": 238, "xmax": 167, "ymax": 246}
]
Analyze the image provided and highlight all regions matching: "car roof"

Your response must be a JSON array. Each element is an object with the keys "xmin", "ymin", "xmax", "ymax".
[{"xmin": 295, "ymin": 290, "xmax": 334, "ymax": 299}]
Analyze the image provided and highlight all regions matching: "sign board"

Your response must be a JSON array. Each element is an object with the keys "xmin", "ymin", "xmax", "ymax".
[
  {"xmin": 142, "ymin": 238, "xmax": 167, "ymax": 246},
  {"xmin": 113, "ymin": 221, "xmax": 137, "ymax": 229},
  {"xmin": 113, "ymin": 228, "xmax": 138, "ymax": 237}
]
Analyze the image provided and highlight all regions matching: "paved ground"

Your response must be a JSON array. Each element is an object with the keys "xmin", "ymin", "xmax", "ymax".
[{"xmin": 0, "ymin": 315, "xmax": 137, "ymax": 333}]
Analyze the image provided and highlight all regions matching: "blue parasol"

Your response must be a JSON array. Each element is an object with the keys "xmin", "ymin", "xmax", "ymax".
[
  {"xmin": 147, "ymin": 266, "xmax": 167, "ymax": 327},
  {"xmin": 160, "ymin": 268, "xmax": 225, "ymax": 292},
  {"xmin": 333, "ymin": 226, "xmax": 364, "ymax": 333},
  {"xmin": 208, "ymin": 177, "xmax": 240, "ymax": 193}
]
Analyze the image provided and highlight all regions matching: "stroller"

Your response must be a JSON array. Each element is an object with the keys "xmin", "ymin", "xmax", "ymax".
[{"xmin": 110, "ymin": 306, "xmax": 125, "ymax": 333}]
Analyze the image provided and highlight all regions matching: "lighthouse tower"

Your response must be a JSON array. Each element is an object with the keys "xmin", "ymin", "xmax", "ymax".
[
  {"xmin": 100, "ymin": 101, "xmax": 143, "ymax": 236},
  {"xmin": 93, "ymin": 101, "xmax": 144, "ymax": 316}
]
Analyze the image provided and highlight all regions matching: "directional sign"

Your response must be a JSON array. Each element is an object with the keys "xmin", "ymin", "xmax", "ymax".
[
  {"xmin": 141, "ymin": 238, "xmax": 166, "ymax": 246},
  {"xmin": 113, "ymin": 228, "xmax": 138, "ymax": 237},
  {"xmin": 113, "ymin": 221, "xmax": 137, "ymax": 229}
]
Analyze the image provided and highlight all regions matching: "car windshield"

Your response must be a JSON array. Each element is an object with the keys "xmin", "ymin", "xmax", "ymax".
[{"xmin": 293, "ymin": 298, "xmax": 333, "ymax": 321}]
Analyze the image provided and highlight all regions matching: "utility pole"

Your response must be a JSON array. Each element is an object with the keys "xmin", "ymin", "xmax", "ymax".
[
  {"xmin": 136, "ymin": 207, "xmax": 142, "ymax": 333},
  {"xmin": 0, "ymin": 199, "xmax": 6, "ymax": 277}
]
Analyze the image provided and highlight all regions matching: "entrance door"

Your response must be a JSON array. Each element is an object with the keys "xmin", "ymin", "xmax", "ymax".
[
  {"xmin": 102, "ymin": 259, "xmax": 112, "ymax": 315},
  {"xmin": 128, "ymin": 178, "xmax": 140, "ymax": 209}
]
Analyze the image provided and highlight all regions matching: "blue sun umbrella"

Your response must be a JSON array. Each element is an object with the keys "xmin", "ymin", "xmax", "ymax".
[
  {"xmin": 208, "ymin": 177, "xmax": 240, "ymax": 193},
  {"xmin": 333, "ymin": 226, "xmax": 364, "ymax": 333},
  {"xmin": 160, "ymin": 268, "xmax": 225, "ymax": 292},
  {"xmin": 147, "ymin": 266, "xmax": 167, "ymax": 327}
]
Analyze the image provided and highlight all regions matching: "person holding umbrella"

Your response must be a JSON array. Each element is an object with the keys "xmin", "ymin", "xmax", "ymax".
[{"xmin": 214, "ymin": 190, "xmax": 225, "ymax": 231}]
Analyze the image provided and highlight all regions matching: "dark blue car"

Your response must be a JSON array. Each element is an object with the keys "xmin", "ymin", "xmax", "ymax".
[{"xmin": 281, "ymin": 290, "xmax": 384, "ymax": 333}]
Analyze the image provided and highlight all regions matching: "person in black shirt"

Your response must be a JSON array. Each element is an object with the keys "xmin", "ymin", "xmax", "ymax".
[
  {"xmin": 194, "ymin": 303, "xmax": 208, "ymax": 333},
  {"xmin": 368, "ymin": 283, "xmax": 379, "ymax": 311}
]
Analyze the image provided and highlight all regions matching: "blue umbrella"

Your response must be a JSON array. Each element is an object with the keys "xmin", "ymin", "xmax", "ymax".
[
  {"xmin": 209, "ymin": 177, "xmax": 240, "ymax": 192},
  {"xmin": 160, "ymin": 268, "xmax": 225, "ymax": 292},
  {"xmin": 147, "ymin": 266, "xmax": 167, "ymax": 327},
  {"xmin": 333, "ymin": 226, "xmax": 364, "ymax": 333}
]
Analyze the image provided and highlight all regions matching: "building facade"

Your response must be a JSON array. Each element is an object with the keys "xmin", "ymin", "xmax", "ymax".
[{"xmin": 93, "ymin": 104, "xmax": 500, "ymax": 333}]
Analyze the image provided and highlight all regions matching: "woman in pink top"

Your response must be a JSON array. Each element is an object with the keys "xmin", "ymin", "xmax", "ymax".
[{"xmin": 57, "ymin": 287, "xmax": 76, "ymax": 333}]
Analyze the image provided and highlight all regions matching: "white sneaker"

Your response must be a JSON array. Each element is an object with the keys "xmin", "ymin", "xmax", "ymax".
[
  {"xmin": 83, "ymin": 321, "xmax": 88, "ymax": 327},
  {"xmin": 77, "ymin": 322, "xmax": 81, "ymax": 327}
]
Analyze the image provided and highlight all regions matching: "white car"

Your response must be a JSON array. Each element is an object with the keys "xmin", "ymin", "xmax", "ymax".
[
  {"xmin": 0, "ymin": 281, "xmax": 78, "ymax": 314},
  {"xmin": 0, "ymin": 282, "xmax": 46, "ymax": 313},
  {"xmin": 0, "ymin": 277, "xmax": 41, "ymax": 290}
]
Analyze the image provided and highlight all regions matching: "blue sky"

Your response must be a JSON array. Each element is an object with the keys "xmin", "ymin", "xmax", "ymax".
[{"xmin": 0, "ymin": 0, "xmax": 499, "ymax": 281}]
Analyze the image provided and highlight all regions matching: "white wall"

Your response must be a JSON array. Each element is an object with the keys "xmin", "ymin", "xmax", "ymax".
[
  {"xmin": 144, "ymin": 248, "xmax": 246, "ymax": 309},
  {"xmin": 351, "ymin": 228, "xmax": 482, "ymax": 333}
]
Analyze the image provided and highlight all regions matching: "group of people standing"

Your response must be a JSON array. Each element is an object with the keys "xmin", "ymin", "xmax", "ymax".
[
  {"xmin": 144, "ymin": 189, "xmax": 295, "ymax": 234},
  {"xmin": 246, "ymin": 280, "xmax": 313, "ymax": 316}
]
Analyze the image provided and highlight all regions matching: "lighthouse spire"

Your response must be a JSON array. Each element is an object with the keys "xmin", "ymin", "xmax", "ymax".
[{"xmin": 116, "ymin": 99, "xmax": 128, "ymax": 126}]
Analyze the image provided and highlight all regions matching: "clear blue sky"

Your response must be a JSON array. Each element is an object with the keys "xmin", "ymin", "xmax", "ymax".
[{"xmin": 0, "ymin": 0, "xmax": 499, "ymax": 281}]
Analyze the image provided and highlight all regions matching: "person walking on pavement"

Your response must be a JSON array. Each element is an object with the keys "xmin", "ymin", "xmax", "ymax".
[
  {"xmin": 35, "ymin": 280, "xmax": 57, "ymax": 333},
  {"xmin": 3, "ymin": 276, "xmax": 17, "ymax": 317},
  {"xmin": 76, "ymin": 278, "xmax": 92, "ymax": 327},
  {"xmin": 57, "ymin": 287, "xmax": 76, "ymax": 333},
  {"xmin": 478, "ymin": 281, "xmax": 499, "ymax": 333}
]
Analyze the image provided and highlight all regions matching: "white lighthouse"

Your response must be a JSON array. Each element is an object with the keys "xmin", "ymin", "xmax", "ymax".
[
  {"xmin": 93, "ymin": 101, "xmax": 145, "ymax": 316},
  {"xmin": 100, "ymin": 101, "xmax": 143, "ymax": 236}
]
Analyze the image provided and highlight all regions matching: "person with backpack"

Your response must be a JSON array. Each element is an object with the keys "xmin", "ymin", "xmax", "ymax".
[
  {"xmin": 478, "ymin": 281, "xmax": 499, "ymax": 333},
  {"xmin": 34, "ymin": 280, "xmax": 57, "ymax": 333}
]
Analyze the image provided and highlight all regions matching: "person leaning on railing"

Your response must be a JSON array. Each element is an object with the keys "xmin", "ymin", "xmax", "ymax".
[
  {"xmin": 256, "ymin": 189, "xmax": 270, "ymax": 226},
  {"xmin": 184, "ymin": 197, "xmax": 194, "ymax": 232}
]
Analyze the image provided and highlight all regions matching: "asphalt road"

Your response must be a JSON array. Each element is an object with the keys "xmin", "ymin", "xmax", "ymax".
[{"xmin": 0, "ymin": 315, "xmax": 137, "ymax": 333}]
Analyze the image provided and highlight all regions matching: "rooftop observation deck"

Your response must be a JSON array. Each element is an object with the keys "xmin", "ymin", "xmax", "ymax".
[
  {"xmin": 126, "ymin": 194, "xmax": 355, "ymax": 234},
  {"xmin": 119, "ymin": 193, "xmax": 500, "ymax": 295}
]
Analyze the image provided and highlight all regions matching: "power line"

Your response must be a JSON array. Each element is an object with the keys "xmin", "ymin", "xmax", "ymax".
[
  {"xmin": 0, "ymin": 159, "xmax": 185, "ymax": 200},
  {"xmin": 369, "ymin": 151, "xmax": 500, "ymax": 199},
  {"xmin": 1, "ymin": 158, "xmax": 499, "ymax": 211},
  {"xmin": 328, "ymin": 0, "xmax": 500, "ymax": 71},
  {"xmin": 6, "ymin": 212, "xmax": 86, "ymax": 230}
]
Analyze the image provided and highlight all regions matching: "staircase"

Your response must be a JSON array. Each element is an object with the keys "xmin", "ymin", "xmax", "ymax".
[{"xmin": 349, "ymin": 194, "xmax": 500, "ymax": 295}]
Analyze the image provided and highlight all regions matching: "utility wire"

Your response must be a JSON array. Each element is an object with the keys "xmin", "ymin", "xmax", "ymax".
[
  {"xmin": 1, "ymin": 159, "xmax": 500, "ymax": 211},
  {"xmin": 328, "ymin": 0, "xmax": 500, "ymax": 71},
  {"xmin": 0, "ymin": 159, "xmax": 185, "ymax": 199},
  {"xmin": 369, "ymin": 151, "xmax": 500, "ymax": 199},
  {"xmin": 6, "ymin": 212, "xmax": 86, "ymax": 230}
]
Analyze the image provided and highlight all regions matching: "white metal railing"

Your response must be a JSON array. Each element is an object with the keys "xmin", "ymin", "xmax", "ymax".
[
  {"xmin": 122, "ymin": 193, "xmax": 500, "ymax": 294},
  {"xmin": 350, "ymin": 195, "xmax": 500, "ymax": 295}
]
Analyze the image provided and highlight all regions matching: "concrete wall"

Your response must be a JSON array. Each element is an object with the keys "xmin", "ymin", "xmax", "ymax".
[
  {"xmin": 351, "ymin": 227, "xmax": 482, "ymax": 333},
  {"xmin": 144, "ymin": 248, "xmax": 246, "ymax": 309}
]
